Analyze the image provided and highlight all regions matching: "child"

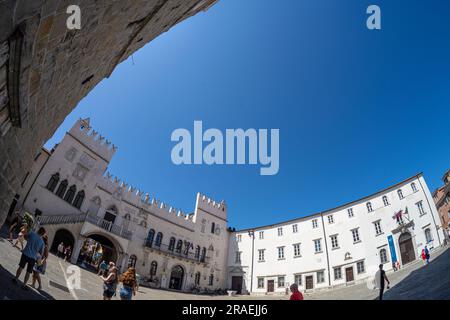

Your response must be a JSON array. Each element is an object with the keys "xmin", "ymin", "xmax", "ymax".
[
  {"xmin": 13, "ymin": 225, "xmax": 27, "ymax": 251},
  {"xmin": 289, "ymin": 283, "xmax": 304, "ymax": 300}
]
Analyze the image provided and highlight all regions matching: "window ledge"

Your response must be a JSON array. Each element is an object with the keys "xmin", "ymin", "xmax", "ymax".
[
  {"xmin": 258, "ymin": 260, "xmax": 265, "ymax": 263},
  {"xmin": 376, "ymin": 232, "xmax": 384, "ymax": 237},
  {"xmin": 278, "ymin": 258, "xmax": 286, "ymax": 261},
  {"xmin": 315, "ymin": 251, "xmax": 323, "ymax": 254},
  {"xmin": 294, "ymin": 255, "xmax": 302, "ymax": 258},
  {"xmin": 420, "ymin": 213, "xmax": 427, "ymax": 217},
  {"xmin": 353, "ymin": 240, "xmax": 362, "ymax": 244},
  {"xmin": 332, "ymin": 247, "xmax": 340, "ymax": 250}
]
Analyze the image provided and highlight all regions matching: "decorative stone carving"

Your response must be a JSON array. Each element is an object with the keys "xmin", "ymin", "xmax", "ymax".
[
  {"xmin": 72, "ymin": 163, "xmax": 88, "ymax": 181},
  {"xmin": 65, "ymin": 147, "xmax": 78, "ymax": 162}
]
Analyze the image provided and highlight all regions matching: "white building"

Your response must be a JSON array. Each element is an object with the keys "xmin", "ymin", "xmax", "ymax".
[
  {"xmin": 14, "ymin": 118, "xmax": 229, "ymax": 292},
  {"xmin": 227, "ymin": 174, "xmax": 444, "ymax": 295},
  {"xmin": 9, "ymin": 118, "xmax": 444, "ymax": 295}
]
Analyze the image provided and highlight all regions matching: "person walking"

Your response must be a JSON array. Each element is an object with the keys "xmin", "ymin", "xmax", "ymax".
[
  {"xmin": 12, "ymin": 227, "xmax": 46, "ymax": 290},
  {"xmin": 101, "ymin": 262, "xmax": 118, "ymax": 300},
  {"xmin": 8, "ymin": 211, "xmax": 22, "ymax": 242},
  {"xmin": 424, "ymin": 246, "xmax": 430, "ymax": 264},
  {"xmin": 378, "ymin": 264, "xmax": 390, "ymax": 300},
  {"xmin": 421, "ymin": 249, "xmax": 427, "ymax": 264},
  {"xmin": 57, "ymin": 242, "xmax": 65, "ymax": 258},
  {"xmin": 13, "ymin": 224, "xmax": 27, "ymax": 251},
  {"xmin": 98, "ymin": 260, "xmax": 108, "ymax": 276},
  {"xmin": 31, "ymin": 234, "xmax": 49, "ymax": 291},
  {"xmin": 289, "ymin": 283, "xmax": 304, "ymax": 300},
  {"xmin": 119, "ymin": 267, "xmax": 138, "ymax": 300}
]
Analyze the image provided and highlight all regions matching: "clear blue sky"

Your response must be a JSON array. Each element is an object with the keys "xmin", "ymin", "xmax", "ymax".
[{"xmin": 45, "ymin": 0, "xmax": 450, "ymax": 230}]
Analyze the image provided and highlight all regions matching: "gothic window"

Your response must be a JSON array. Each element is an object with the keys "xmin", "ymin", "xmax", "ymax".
[
  {"xmin": 73, "ymin": 190, "xmax": 85, "ymax": 209},
  {"xmin": 195, "ymin": 272, "xmax": 201, "ymax": 286},
  {"xmin": 168, "ymin": 237, "xmax": 176, "ymax": 251},
  {"xmin": 55, "ymin": 180, "xmax": 68, "ymax": 198},
  {"xmin": 176, "ymin": 240, "xmax": 183, "ymax": 253},
  {"xmin": 146, "ymin": 229, "xmax": 155, "ymax": 247},
  {"xmin": 411, "ymin": 183, "xmax": 418, "ymax": 192},
  {"xmin": 366, "ymin": 202, "xmax": 373, "ymax": 212},
  {"xmin": 155, "ymin": 232, "xmax": 163, "ymax": 247},
  {"xmin": 380, "ymin": 248, "xmax": 388, "ymax": 264},
  {"xmin": 382, "ymin": 195, "xmax": 389, "ymax": 206},
  {"xmin": 128, "ymin": 255, "xmax": 137, "ymax": 268},
  {"xmin": 46, "ymin": 173, "xmax": 59, "ymax": 192},
  {"xmin": 184, "ymin": 242, "xmax": 191, "ymax": 256},
  {"xmin": 64, "ymin": 185, "xmax": 76, "ymax": 203},
  {"xmin": 201, "ymin": 247, "xmax": 207, "ymax": 262},
  {"xmin": 398, "ymin": 189, "xmax": 404, "ymax": 199},
  {"xmin": 150, "ymin": 261, "xmax": 158, "ymax": 279},
  {"xmin": 195, "ymin": 245, "xmax": 201, "ymax": 259}
]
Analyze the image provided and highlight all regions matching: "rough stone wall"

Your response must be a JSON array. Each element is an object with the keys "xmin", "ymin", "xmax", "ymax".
[{"xmin": 0, "ymin": 0, "xmax": 218, "ymax": 226}]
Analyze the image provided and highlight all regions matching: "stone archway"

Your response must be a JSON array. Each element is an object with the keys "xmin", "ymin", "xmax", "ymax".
[
  {"xmin": 78, "ymin": 233, "xmax": 123, "ymax": 272},
  {"xmin": 169, "ymin": 265, "xmax": 185, "ymax": 291},
  {"xmin": 50, "ymin": 228, "xmax": 75, "ymax": 255},
  {"xmin": 398, "ymin": 232, "xmax": 415, "ymax": 265},
  {"xmin": 0, "ymin": 0, "xmax": 219, "ymax": 227}
]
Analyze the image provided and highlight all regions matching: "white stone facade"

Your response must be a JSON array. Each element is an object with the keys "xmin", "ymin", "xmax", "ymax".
[
  {"xmin": 227, "ymin": 174, "xmax": 445, "ymax": 295},
  {"xmin": 17, "ymin": 118, "xmax": 229, "ymax": 292}
]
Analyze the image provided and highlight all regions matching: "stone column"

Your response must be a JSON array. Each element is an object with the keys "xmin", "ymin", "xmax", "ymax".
[{"xmin": 71, "ymin": 236, "xmax": 85, "ymax": 264}]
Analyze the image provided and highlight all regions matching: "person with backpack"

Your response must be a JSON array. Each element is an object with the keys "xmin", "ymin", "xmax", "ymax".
[
  {"xmin": 31, "ymin": 234, "xmax": 49, "ymax": 291},
  {"xmin": 101, "ymin": 262, "xmax": 118, "ymax": 300}
]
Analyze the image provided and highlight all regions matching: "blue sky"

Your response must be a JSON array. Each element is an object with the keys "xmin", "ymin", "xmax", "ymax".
[{"xmin": 46, "ymin": 0, "xmax": 450, "ymax": 230}]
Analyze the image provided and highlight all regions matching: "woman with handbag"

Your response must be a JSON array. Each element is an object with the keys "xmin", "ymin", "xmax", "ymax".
[
  {"xmin": 32, "ymin": 234, "xmax": 49, "ymax": 291},
  {"xmin": 100, "ymin": 262, "xmax": 118, "ymax": 300}
]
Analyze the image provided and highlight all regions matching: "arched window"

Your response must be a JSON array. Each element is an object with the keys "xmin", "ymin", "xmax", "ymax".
[
  {"xmin": 64, "ymin": 185, "xmax": 77, "ymax": 203},
  {"xmin": 128, "ymin": 255, "xmax": 137, "ymax": 268},
  {"xmin": 176, "ymin": 240, "xmax": 183, "ymax": 253},
  {"xmin": 46, "ymin": 173, "xmax": 59, "ymax": 192},
  {"xmin": 211, "ymin": 222, "xmax": 216, "ymax": 234},
  {"xmin": 380, "ymin": 248, "xmax": 388, "ymax": 264},
  {"xmin": 366, "ymin": 202, "xmax": 373, "ymax": 212},
  {"xmin": 150, "ymin": 261, "xmax": 158, "ymax": 280},
  {"xmin": 398, "ymin": 189, "xmax": 404, "ymax": 199},
  {"xmin": 382, "ymin": 196, "xmax": 389, "ymax": 206},
  {"xmin": 201, "ymin": 247, "xmax": 207, "ymax": 262},
  {"xmin": 168, "ymin": 237, "xmax": 176, "ymax": 251},
  {"xmin": 73, "ymin": 190, "xmax": 85, "ymax": 209},
  {"xmin": 195, "ymin": 245, "xmax": 201, "ymax": 259},
  {"xmin": 194, "ymin": 272, "xmax": 201, "ymax": 286},
  {"xmin": 411, "ymin": 183, "xmax": 417, "ymax": 192},
  {"xmin": 425, "ymin": 228, "xmax": 433, "ymax": 244},
  {"xmin": 155, "ymin": 232, "xmax": 163, "ymax": 247},
  {"xmin": 146, "ymin": 229, "xmax": 155, "ymax": 247},
  {"xmin": 55, "ymin": 179, "xmax": 68, "ymax": 198},
  {"xmin": 104, "ymin": 205, "xmax": 118, "ymax": 225}
]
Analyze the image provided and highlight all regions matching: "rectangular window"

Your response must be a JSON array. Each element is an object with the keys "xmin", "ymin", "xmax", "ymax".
[
  {"xmin": 374, "ymin": 221, "xmax": 383, "ymax": 235},
  {"xmin": 235, "ymin": 251, "xmax": 241, "ymax": 263},
  {"xmin": 334, "ymin": 267, "xmax": 342, "ymax": 280},
  {"xmin": 312, "ymin": 219, "xmax": 318, "ymax": 229},
  {"xmin": 292, "ymin": 224, "xmax": 298, "ymax": 233},
  {"xmin": 278, "ymin": 276, "xmax": 285, "ymax": 288},
  {"xmin": 209, "ymin": 274, "xmax": 214, "ymax": 286},
  {"xmin": 278, "ymin": 227, "xmax": 283, "ymax": 236},
  {"xmin": 357, "ymin": 261, "xmax": 365, "ymax": 274},
  {"xmin": 236, "ymin": 234, "xmax": 242, "ymax": 242},
  {"xmin": 351, "ymin": 228, "xmax": 361, "ymax": 243},
  {"xmin": 294, "ymin": 275, "xmax": 302, "ymax": 286},
  {"xmin": 259, "ymin": 231, "xmax": 264, "ymax": 239},
  {"xmin": 258, "ymin": 249, "xmax": 265, "ymax": 262},
  {"xmin": 317, "ymin": 271, "xmax": 325, "ymax": 284},
  {"xmin": 293, "ymin": 243, "xmax": 301, "ymax": 257},
  {"xmin": 348, "ymin": 208, "xmax": 354, "ymax": 217},
  {"xmin": 416, "ymin": 201, "xmax": 426, "ymax": 215},
  {"xmin": 314, "ymin": 239, "xmax": 322, "ymax": 253},
  {"xmin": 257, "ymin": 278, "xmax": 264, "ymax": 289},
  {"xmin": 328, "ymin": 215, "xmax": 334, "ymax": 224},
  {"xmin": 278, "ymin": 246, "xmax": 285, "ymax": 259},
  {"xmin": 330, "ymin": 235, "xmax": 339, "ymax": 249}
]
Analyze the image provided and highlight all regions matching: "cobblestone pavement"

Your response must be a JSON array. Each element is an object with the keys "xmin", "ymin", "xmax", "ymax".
[{"xmin": 1, "ymin": 225, "xmax": 449, "ymax": 300}]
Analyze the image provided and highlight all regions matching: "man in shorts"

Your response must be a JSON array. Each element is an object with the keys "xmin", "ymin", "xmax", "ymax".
[{"xmin": 12, "ymin": 227, "xmax": 46, "ymax": 290}]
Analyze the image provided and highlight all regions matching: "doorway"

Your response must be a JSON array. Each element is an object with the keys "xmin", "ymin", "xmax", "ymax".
[
  {"xmin": 305, "ymin": 276, "xmax": 314, "ymax": 290},
  {"xmin": 169, "ymin": 265, "xmax": 185, "ymax": 290},
  {"xmin": 345, "ymin": 267, "xmax": 354, "ymax": 282},
  {"xmin": 399, "ymin": 232, "xmax": 415, "ymax": 265},
  {"xmin": 231, "ymin": 276, "xmax": 243, "ymax": 294},
  {"xmin": 267, "ymin": 280, "xmax": 275, "ymax": 292}
]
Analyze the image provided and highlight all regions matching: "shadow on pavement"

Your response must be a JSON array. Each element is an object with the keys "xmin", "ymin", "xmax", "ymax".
[
  {"xmin": 384, "ymin": 247, "xmax": 450, "ymax": 300},
  {"xmin": 0, "ymin": 264, "xmax": 55, "ymax": 300}
]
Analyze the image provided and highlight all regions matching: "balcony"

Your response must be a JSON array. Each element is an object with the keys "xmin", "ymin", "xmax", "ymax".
[
  {"xmin": 85, "ymin": 213, "xmax": 132, "ymax": 240},
  {"xmin": 143, "ymin": 241, "xmax": 210, "ymax": 265}
]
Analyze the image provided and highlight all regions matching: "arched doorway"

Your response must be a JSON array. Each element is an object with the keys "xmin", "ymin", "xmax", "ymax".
[
  {"xmin": 50, "ymin": 229, "xmax": 75, "ymax": 255},
  {"xmin": 399, "ymin": 232, "xmax": 415, "ymax": 265},
  {"xmin": 169, "ymin": 265, "xmax": 185, "ymax": 291},
  {"xmin": 78, "ymin": 233, "xmax": 119, "ymax": 272}
]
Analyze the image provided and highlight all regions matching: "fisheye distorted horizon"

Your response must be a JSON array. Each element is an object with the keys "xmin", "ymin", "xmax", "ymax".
[{"xmin": 45, "ymin": 0, "xmax": 450, "ymax": 230}]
